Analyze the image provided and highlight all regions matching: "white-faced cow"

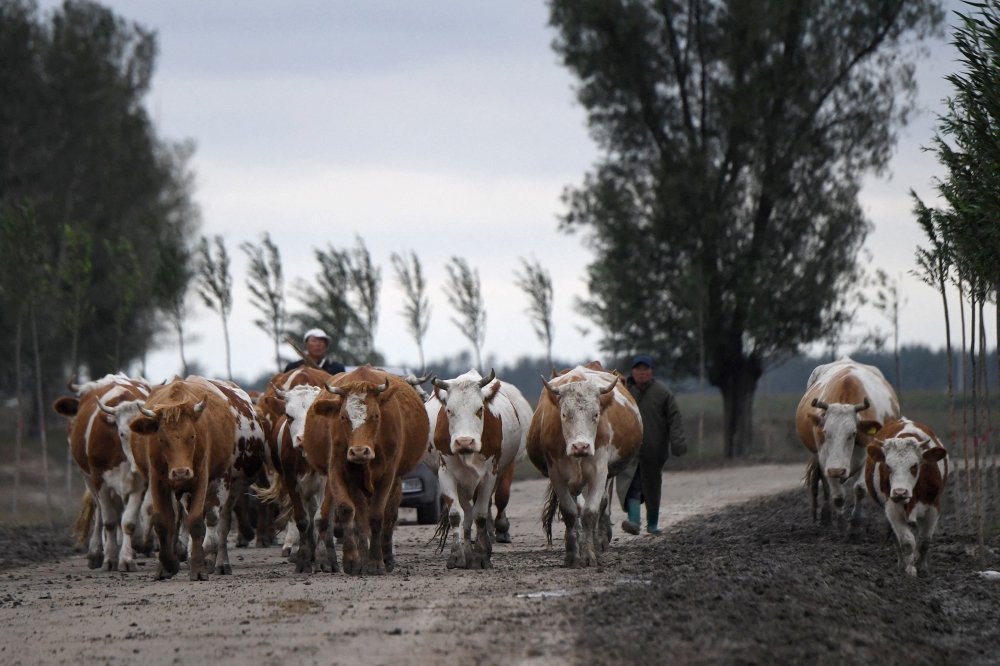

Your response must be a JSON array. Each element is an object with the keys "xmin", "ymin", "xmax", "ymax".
[
  {"xmin": 796, "ymin": 356, "xmax": 900, "ymax": 532},
  {"xmin": 316, "ymin": 366, "xmax": 429, "ymax": 575},
  {"xmin": 129, "ymin": 377, "xmax": 265, "ymax": 580},
  {"xmin": 526, "ymin": 363, "xmax": 643, "ymax": 567},
  {"xmin": 427, "ymin": 369, "xmax": 532, "ymax": 569},
  {"xmin": 865, "ymin": 419, "xmax": 949, "ymax": 577},
  {"xmin": 52, "ymin": 373, "xmax": 151, "ymax": 572}
]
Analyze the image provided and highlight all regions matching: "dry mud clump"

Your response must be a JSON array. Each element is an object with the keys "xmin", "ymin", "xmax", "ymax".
[
  {"xmin": 0, "ymin": 524, "xmax": 75, "ymax": 571},
  {"xmin": 572, "ymin": 488, "xmax": 1000, "ymax": 666}
]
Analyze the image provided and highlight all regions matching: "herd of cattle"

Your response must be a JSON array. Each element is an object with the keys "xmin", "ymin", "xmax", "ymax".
[{"xmin": 51, "ymin": 355, "xmax": 948, "ymax": 583}]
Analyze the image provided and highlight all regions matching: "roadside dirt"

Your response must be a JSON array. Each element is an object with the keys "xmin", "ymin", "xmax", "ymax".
[{"xmin": 0, "ymin": 464, "xmax": 802, "ymax": 666}]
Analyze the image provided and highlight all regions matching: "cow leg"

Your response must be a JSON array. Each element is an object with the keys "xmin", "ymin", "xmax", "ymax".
[
  {"xmin": 552, "ymin": 478, "xmax": 582, "ymax": 568},
  {"xmin": 916, "ymin": 506, "xmax": 939, "ymax": 578},
  {"xmin": 284, "ymin": 472, "xmax": 315, "ymax": 573},
  {"xmin": 282, "ymin": 520, "xmax": 299, "ymax": 560},
  {"xmin": 597, "ymin": 488, "xmax": 612, "ymax": 554},
  {"xmin": 214, "ymin": 477, "xmax": 238, "ymax": 575},
  {"xmin": 316, "ymin": 483, "xmax": 340, "ymax": 574},
  {"xmin": 439, "ymin": 468, "xmax": 470, "ymax": 569},
  {"xmin": 377, "ymin": 479, "xmax": 402, "ymax": 573},
  {"xmin": 469, "ymin": 472, "xmax": 496, "ymax": 570},
  {"xmin": 174, "ymin": 496, "xmax": 190, "ymax": 562},
  {"xmin": 233, "ymin": 490, "xmax": 254, "ymax": 548},
  {"xmin": 848, "ymin": 474, "xmax": 866, "ymax": 539},
  {"xmin": 185, "ymin": 474, "xmax": 212, "ymax": 581},
  {"xmin": 578, "ymin": 465, "xmax": 609, "ymax": 566},
  {"xmin": 331, "ymin": 473, "xmax": 362, "ymax": 575},
  {"xmin": 202, "ymin": 482, "xmax": 222, "ymax": 574},
  {"xmin": 149, "ymin": 480, "xmax": 179, "ymax": 580},
  {"xmin": 364, "ymin": 475, "xmax": 396, "ymax": 576},
  {"xmin": 118, "ymin": 484, "xmax": 145, "ymax": 572},
  {"xmin": 82, "ymin": 479, "xmax": 104, "ymax": 569},
  {"xmin": 819, "ymin": 473, "xmax": 832, "ymax": 526},
  {"xmin": 96, "ymin": 484, "xmax": 123, "ymax": 572},
  {"xmin": 493, "ymin": 464, "xmax": 514, "ymax": 544},
  {"xmin": 255, "ymin": 470, "xmax": 276, "ymax": 547},
  {"xmin": 885, "ymin": 502, "xmax": 918, "ymax": 577},
  {"xmin": 137, "ymin": 489, "xmax": 155, "ymax": 556}
]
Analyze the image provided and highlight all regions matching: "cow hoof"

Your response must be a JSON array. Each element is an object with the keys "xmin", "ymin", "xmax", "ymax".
[
  {"xmin": 564, "ymin": 553, "xmax": 584, "ymax": 568},
  {"xmin": 281, "ymin": 546, "xmax": 292, "ymax": 559},
  {"xmin": 204, "ymin": 559, "xmax": 216, "ymax": 575},
  {"xmin": 217, "ymin": 563, "xmax": 232, "ymax": 575},
  {"xmin": 87, "ymin": 553, "xmax": 104, "ymax": 569},
  {"xmin": 154, "ymin": 562, "xmax": 177, "ymax": 580},
  {"xmin": 820, "ymin": 505, "xmax": 832, "ymax": 527},
  {"xmin": 495, "ymin": 531, "xmax": 512, "ymax": 544},
  {"xmin": 364, "ymin": 563, "xmax": 387, "ymax": 576},
  {"xmin": 101, "ymin": 560, "xmax": 116, "ymax": 572},
  {"xmin": 446, "ymin": 551, "xmax": 467, "ymax": 569},
  {"xmin": 235, "ymin": 536, "xmax": 250, "ymax": 549},
  {"xmin": 295, "ymin": 561, "xmax": 313, "ymax": 574},
  {"xmin": 469, "ymin": 556, "xmax": 493, "ymax": 570},
  {"xmin": 118, "ymin": 559, "xmax": 137, "ymax": 573},
  {"xmin": 175, "ymin": 548, "xmax": 188, "ymax": 563},
  {"xmin": 189, "ymin": 570, "xmax": 209, "ymax": 581},
  {"xmin": 905, "ymin": 565, "xmax": 918, "ymax": 577},
  {"xmin": 384, "ymin": 556, "xmax": 396, "ymax": 574},
  {"xmin": 344, "ymin": 559, "xmax": 363, "ymax": 576}
]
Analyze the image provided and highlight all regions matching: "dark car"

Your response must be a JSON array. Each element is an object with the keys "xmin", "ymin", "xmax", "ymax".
[{"xmin": 400, "ymin": 462, "xmax": 441, "ymax": 524}]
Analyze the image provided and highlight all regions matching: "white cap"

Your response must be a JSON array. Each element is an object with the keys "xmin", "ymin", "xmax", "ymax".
[{"xmin": 302, "ymin": 328, "xmax": 330, "ymax": 343}]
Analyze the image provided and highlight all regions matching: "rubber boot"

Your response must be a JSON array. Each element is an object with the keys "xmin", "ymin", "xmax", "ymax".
[
  {"xmin": 621, "ymin": 499, "xmax": 641, "ymax": 535},
  {"xmin": 646, "ymin": 510, "xmax": 661, "ymax": 535}
]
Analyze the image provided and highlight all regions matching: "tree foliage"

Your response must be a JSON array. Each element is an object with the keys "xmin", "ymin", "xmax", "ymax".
[
  {"xmin": 443, "ymin": 256, "xmax": 487, "ymax": 372},
  {"xmin": 549, "ymin": 0, "xmax": 942, "ymax": 456},
  {"xmin": 514, "ymin": 256, "xmax": 555, "ymax": 368},
  {"xmin": 391, "ymin": 250, "xmax": 431, "ymax": 372},
  {"xmin": 240, "ymin": 232, "xmax": 286, "ymax": 373},
  {"xmin": 197, "ymin": 235, "xmax": 234, "ymax": 380}
]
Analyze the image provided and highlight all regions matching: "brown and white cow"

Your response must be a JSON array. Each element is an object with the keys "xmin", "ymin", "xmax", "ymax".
[
  {"xmin": 129, "ymin": 377, "xmax": 265, "ymax": 580},
  {"xmin": 796, "ymin": 356, "xmax": 900, "ymax": 531},
  {"xmin": 314, "ymin": 366, "xmax": 429, "ymax": 575},
  {"xmin": 52, "ymin": 374, "xmax": 151, "ymax": 571},
  {"xmin": 426, "ymin": 368, "xmax": 532, "ymax": 569},
  {"xmin": 865, "ymin": 419, "xmax": 948, "ymax": 577},
  {"xmin": 526, "ymin": 363, "xmax": 643, "ymax": 567}
]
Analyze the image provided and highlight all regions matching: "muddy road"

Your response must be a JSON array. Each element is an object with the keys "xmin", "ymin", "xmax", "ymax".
[{"xmin": 0, "ymin": 464, "xmax": 801, "ymax": 665}]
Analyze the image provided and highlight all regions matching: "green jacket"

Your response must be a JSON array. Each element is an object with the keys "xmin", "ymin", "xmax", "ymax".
[{"xmin": 628, "ymin": 376, "xmax": 687, "ymax": 465}]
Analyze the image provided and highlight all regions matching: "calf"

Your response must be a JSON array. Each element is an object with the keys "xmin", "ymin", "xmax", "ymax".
[
  {"xmin": 52, "ymin": 373, "xmax": 151, "ymax": 571},
  {"xmin": 865, "ymin": 419, "xmax": 948, "ymax": 577},
  {"xmin": 796, "ymin": 356, "xmax": 899, "ymax": 532},
  {"xmin": 316, "ymin": 366, "xmax": 429, "ymax": 575},
  {"xmin": 428, "ymin": 369, "xmax": 532, "ymax": 569},
  {"xmin": 526, "ymin": 363, "xmax": 642, "ymax": 567}
]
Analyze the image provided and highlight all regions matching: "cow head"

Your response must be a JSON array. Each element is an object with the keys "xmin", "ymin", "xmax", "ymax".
[
  {"xmin": 867, "ymin": 438, "xmax": 946, "ymax": 503},
  {"xmin": 319, "ymin": 377, "xmax": 397, "ymax": 464},
  {"xmin": 269, "ymin": 384, "xmax": 322, "ymax": 448},
  {"xmin": 96, "ymin": 397, "xmax": 145, "ymax": 451},
  {"xmin": 431, "ymin": 369, "xmax": 498, "ymax": 455},
  {"xmin": 129, "ymin": 397, "xmax": 208, "ymax": 487},
  {"xmin": 809, "ymin": 397, "xmax": 881, "ymax": 490},
  {"xmin": 540, "ymin": 373, "xmax": 619, "ymax": 457}
]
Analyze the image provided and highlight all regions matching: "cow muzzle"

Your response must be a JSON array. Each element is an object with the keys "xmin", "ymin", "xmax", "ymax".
[
  {"xmin": 452, "ymin": 437, "xmax": 478, "ymax": 454},
  {"xmin": 569, "ymin": 442, "xmax": 593, "ymax": 457},
  {"xmin": 347, "ymin": 446, "xmax": 375, "ymax": 464},
  {"xmin": 826, "ymin": 467, "xmax": 847, "ymax": 480},
  {"xmin": 891, "ymin": 488, "xmax": 910, "ymax": 503},
  {"xmin": 168, "ymin": 467, "xmax": 194, "ymax": 482}
]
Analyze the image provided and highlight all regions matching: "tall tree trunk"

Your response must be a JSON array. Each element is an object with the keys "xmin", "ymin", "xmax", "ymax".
[
  {"xmin": 175, "ymin": 317, "xmax": 188, "ymax": 377},
  {"xmin": 274, "ymin": 333, "xmax": 281, "ymax": 375},
  {"xmin": 12, "ymin": 311, "xmax": 23, "ymax": 522},
  {"xmin": 762, "ymin": 368, "xmax": 771, "ymax": 458},
  {"xmin": 221, "ymin": 313, "xmax": 232, "ymax": 381},
  {"xmin": 418, "ymin": 342, "xmax": 426, "ymax": 375},
  {"xmin": 980, "ymin": 299, "xmax": 993, "ymax": 517},
  {"xmin": 473, "ymin": 343, "xmax": 483, "ymax": 375},
  {"xmin": 970, "ymin": 290, "xmax": 985, "ymax": 565},
  {"xmin": 719, "ymin": 359, "xmax": 760, "ymax": 458},
  {"xmin": 940, "ymin": 270, "xmax": 955, "ymax": 482},
  {"xmin": 894, "ymin": 314, "xmax": 901, "ymax": 395},
  {"xmin": 697, "ymin": 301, "xmax": 705, "ymax": 461},
  {"xmin": 958, "ymin": 278, "xmax": 974, "ymax": 535},
  {"xmin": 30, "ymin": 306, "xmax": 51, "ymax": 525}
]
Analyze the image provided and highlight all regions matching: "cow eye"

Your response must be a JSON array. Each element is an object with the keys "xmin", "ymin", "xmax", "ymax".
[
  {"xmin": 373, "ymin": 413, "xmax": 380, "ymax": 421},
  {"xmin": 910, "ymin": 465, "xmax": 918, "ymax": 477},
  {"xmin": 476, "ymin": 408, "xmax": 483, "ymax": 418}
]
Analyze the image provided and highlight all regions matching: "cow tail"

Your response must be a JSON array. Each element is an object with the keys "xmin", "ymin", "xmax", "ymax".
[
  {"xmin": 252, "ymin": 474, "xmax": 284, "ymax": 505},
  {"xmin": 72, "ymin": 489, "xmax": 94, "ymax": 546},
  {"xmin": 432, "ymin": 506, "xmax": 450, "ymax": 553},
  {"xmin": 804, "ymin": 455, "xmax": 820, "ymax": 521},
  {"xmin": 541, "ymin": 482, "xmax": 559, "ymax": 548}
]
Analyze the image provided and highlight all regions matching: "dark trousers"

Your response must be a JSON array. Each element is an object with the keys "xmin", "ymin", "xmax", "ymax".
[{"xmin": 625, "ymin": 455, "xmax": 663, "ymax": 514}]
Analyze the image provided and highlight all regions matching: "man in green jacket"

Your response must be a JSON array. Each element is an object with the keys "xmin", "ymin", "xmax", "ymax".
[{"xmin": 616, "ymin": 355, "xmax": 687, "ymax": 535}]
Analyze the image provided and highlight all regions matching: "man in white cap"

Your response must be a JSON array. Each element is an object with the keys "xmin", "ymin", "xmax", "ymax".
[{"xmin": 283, "ymin": 328, "xmax": 346, "ymax": 375}]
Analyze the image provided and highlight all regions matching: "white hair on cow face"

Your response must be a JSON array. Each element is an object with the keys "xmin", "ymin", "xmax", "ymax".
[
  {"xmin": 554, "ymin": 381, "xmax": 603, "ymax": 457},
  {"xmin": 880, "ymin": 437, "xmax": 932, "ymax": 502},
  {"xmin": 344, "ymin": 393, "xmax": 368, "ymax": 430},
  {"xmin": 283, "ymin": 385, "xmax": 321, "ymax": 448}
]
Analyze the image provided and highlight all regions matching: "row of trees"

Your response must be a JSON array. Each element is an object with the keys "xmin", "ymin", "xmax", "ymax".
[
  {"xmin": 910, "ymin": 0, "xmax": 1000, "ymax": 554},
  {"xmin": 182, "ymin": 232, "xmax": 557, "ymax": 379}
]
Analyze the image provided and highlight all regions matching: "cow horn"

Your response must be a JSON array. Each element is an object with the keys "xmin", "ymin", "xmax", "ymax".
[
  {"xmin": 406, "ymin": 373, "xmax": 432, "ymax": 385},
  {"xmin": 600, "ymin": 376, "xmax": 619, "ymax": 394},
  {"xmin": 551, "ymin": 366, "xmax": 559, "ymax": 379},
  {"xmin": 855, "ymin": 397, "xmax": 870, "ymax": 413},
  {"xmin": 67, "ymin": 374, "xmax": 80, "ymax": 394},
  {"xmin": 540, "ymin": 375, "xmax": 561, "ymax": 396},
  {"xmin": 193, "ymin": 398, "xmax": 207, "ymax": 415},
  {"xmin": 325, "ymin": 383, "xmax": 346, "ymax": 396},
  {"xmin": 376, "ymin": 378, "xmax": 391, "ymax": 393},
  {"xmin": 432, "ymin": 377, "xmax": 450, "ymax": 391},
  {"xmin": 478, "ymin": 368, "xmax": 496, "ymax": 388},
  {"xmin": 139, "ymin": 404, "xmax": 157, "ymax": 418},
  {"xmin": 97, "ymin": 398, "xmax": 115, "ymax": 415},
  {"xmin": 811, "ymin": 398, "xmax": 829, "ymax": 410},
  {"xmin": 271, "ymin": 383, "xmax": 286, "ymax": 401}
]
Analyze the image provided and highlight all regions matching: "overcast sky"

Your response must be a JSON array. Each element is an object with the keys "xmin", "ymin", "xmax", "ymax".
[{"xmin": 40, "ymin": 0, "xmax": 985, "ymax": 382}]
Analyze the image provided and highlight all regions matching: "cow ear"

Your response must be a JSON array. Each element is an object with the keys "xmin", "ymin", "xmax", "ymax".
[
  {"xmin": 53, "ymin": 397, "xmax": 80, "ymax": 417},
  {"xmin": 378, "ymin": 383, "xmax": 399, "ymax": 404},
  {"xmin": 808, "ymin": 413, "xmax": 822, "ymax": 427},
  {"xmin": 312, "ymin": 397, "xmax": 342, "ymax": 417},
  {"xmin": 264, "ymin": 396, "xmax": 284, "ymax": 413},
  {"xmin": 923, "ymin": 447, "xmax": 947, "ymax": 463},
  {"xmin": 130, "ymin": 416, "xmax": 159, "ymax": 436},
  {"xmin": 866, "ymin": 443, "xmax": 885, "ymax": 463},
  {"xmin": 858, "ymin": 420, "xmax": 882, "ymax": 437},
  {"xmin": 482, "ymin": 382, "xmax": 502, "ymax": 403},
  {"xmin": 600, "ymin": 391, "xmax": 617, "ymax": 408}
]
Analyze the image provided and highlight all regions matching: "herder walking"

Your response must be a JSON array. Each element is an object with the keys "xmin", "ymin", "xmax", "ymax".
[{"xmin": 616, "ymin": 355, "xmax": 687, "ymax": 535}]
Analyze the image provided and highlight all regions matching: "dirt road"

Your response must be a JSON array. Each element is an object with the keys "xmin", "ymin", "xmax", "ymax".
[{"xmin": 0, "ymin": 464, "xmax": 803, "ymax": 666}]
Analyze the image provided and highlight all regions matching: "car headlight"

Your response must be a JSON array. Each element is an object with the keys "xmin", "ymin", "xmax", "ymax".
[{"xmin": 401, "ymin": 478, "xmax": 422, "ymax": 493}]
